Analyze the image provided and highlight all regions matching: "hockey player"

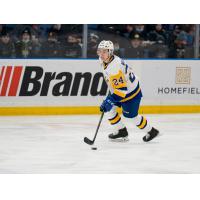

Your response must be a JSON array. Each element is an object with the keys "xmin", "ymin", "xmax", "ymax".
[{"xmin": 97, "ymin": 40, "xmax": 159, "ymax": 142}]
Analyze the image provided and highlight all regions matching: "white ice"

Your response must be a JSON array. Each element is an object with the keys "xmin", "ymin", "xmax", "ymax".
[{"xmin": 0, "ymin": 114, "xmax": 200, "ymax": 173}]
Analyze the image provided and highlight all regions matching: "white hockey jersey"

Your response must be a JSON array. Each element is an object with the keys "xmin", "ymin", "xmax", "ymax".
[{"xmin": 101, "ymin": 55, "xmax": 142, "ymax": 102}]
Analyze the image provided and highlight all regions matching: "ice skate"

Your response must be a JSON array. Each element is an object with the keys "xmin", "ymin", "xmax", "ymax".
[
  {"xmin": 109, "ymin": 127, "xmax": 129, "ymax": 142},
  {"xmin": 143, "ymin": 127, "xmax": 159, "ymax": 142}
]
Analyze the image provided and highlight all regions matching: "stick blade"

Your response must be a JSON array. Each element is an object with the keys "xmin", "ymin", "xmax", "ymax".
[{"xmin": 84, "ymin": 137, "xmax": 94, "ymax": 145}]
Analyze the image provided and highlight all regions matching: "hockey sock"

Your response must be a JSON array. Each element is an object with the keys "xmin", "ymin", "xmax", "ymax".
[
  {"xmin": 107, "ymin": 112, "xmax": 125, "ymax": 131},
  {"xmin": 132, "ymin": 115, "xmax": 152, "ymax": 132}
]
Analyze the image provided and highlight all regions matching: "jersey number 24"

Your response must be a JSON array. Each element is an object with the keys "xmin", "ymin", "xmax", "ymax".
[{"xmin": 110, "ymin": 70, "xmax": 127, "ymax": 89}]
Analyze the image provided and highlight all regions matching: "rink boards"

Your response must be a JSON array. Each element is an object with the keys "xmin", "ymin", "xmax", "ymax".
[{"xmin": 0, "ymin": 59, "xmax": 200, "ymax": 115}]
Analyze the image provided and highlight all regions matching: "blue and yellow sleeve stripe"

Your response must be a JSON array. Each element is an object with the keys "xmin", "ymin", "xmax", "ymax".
[
  {"xmin": 113, "ymin": 87, "xmax": 127, "ymax": 98},
  {"xmin": 111, "ymin": 87, "xmax": 128, "ymax": 101},
  {"xmin": 120, "ymin": 84, "xmax": 142, "ymax": 102},
  {"xmin": 111, "ymin": 83, "xmax": 142, "ymax": 103}
]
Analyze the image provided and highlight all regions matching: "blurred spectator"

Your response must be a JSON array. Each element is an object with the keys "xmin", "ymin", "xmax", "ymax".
[
  {"xmin": 169, "ymin": 25, "xmax": 195, "ymax": 58},
  {"xmin": 47, "ymin": 24, "xmax": 83, "ymax": 42},
  {"xmin": 87, "ymin": 33, "xmax": 99, "ymax": 58},
  {"xmin": 61, "ymin": 33, "xmax": 82, "ymax": 58},
  {"xmin": 125, "ymin": 34, "xmax": 146, "ymax": 58},
  {"xmin": 41, "ymin": 31, "xmax": 62, "ymax": 58},
  {"xmin": 48, "ymin": 24, "xmax": 64, "ymax": 41},
  {"xmin": 148, "ymin": 37, "xmax": 169, "ymax": 58},
  {"xmin": 168, "ymin": 25, "xmax": 184, "ymax": 48},
  {"xmin": 11, "ymin": 25, "xmax": 32, "ymax": 42},
  {"xmin": 31, "ymin": 33, "xmax": 42, "ymax": 57},
  {"xmin": 76, "ymin": 34, "xmax": 83, "ymax": 48},
  {"xmin": 0, "ymin": 31, "xmax": 15, "ymax": 58},
  {"xmin": 121, "ymin": 24, "xmax": 134, "ymax": 38},
  {"xmin": 130, "ymin": 24, "xmax": 148, "ymax": 40},
  {"xmin": 147, "ymin": 24, "xmax": 168, "ymax": 44},
  {"xmin": 185, "ymin": 25, "xmax": 195, "ymax": 47},
  {"xmin": 30, "ymin": 24, "xmax": 45, "ymax": 40},
  {"xmin": 15, "ymin": 29, "xmax": 34, "ymax": 58},
  {"xmin": 38, "ymin": 24, "xmax": 52, "ymax": 38},
  {"xmin": 176, "ymin": 31, "xmax": 188, "ymax": 45},
  {"xmin": 169, "ymin": 33, "xmax": 187, "ymax": 58}
]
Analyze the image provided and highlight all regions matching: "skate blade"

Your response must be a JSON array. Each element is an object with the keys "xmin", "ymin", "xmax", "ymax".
[{"xmin": 109, "ymin": 136, "xmax": 129, "ymax": 142}]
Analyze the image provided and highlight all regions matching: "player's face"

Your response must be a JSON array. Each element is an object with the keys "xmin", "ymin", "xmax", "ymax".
[{"xmin": 97, "ymin": 49, "xmax": 110, "ymax": 62}]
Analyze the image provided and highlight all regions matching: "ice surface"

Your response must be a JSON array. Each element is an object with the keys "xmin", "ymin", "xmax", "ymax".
[{"xmin": 0, "ymin": 114, "xmax": 200, "ymax": 173}]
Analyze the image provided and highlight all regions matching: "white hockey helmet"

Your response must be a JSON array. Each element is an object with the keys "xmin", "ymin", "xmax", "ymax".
[{"xmin": 97, "ymin": 40, "xmax": 114, "ymax": 55}]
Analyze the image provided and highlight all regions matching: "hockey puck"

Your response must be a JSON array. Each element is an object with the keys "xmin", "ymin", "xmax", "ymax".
[{"xmin": 91, "ymin": 147, "xmax": 97, "ymax": 150}]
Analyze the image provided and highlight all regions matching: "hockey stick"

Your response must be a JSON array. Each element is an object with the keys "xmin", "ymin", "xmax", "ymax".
[{"xmin": 84, "ymin": 111, "xmax": 104, "ymax": 145}]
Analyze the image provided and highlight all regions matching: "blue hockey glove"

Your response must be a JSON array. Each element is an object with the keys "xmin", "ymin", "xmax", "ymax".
[{"xmin": 100, "ymin": 95, "xmax": 115, "ymax": 112}]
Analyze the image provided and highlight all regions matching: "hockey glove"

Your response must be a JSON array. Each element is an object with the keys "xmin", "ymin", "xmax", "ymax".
[{"xmin": 100, "ymin": 95, "xmax": 115, "ymax": 112}]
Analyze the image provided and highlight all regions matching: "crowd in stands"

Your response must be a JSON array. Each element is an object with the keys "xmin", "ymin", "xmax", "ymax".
[{"xmin": 0, "ymin": 24, "xmax": 196, "ymax": 59}]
